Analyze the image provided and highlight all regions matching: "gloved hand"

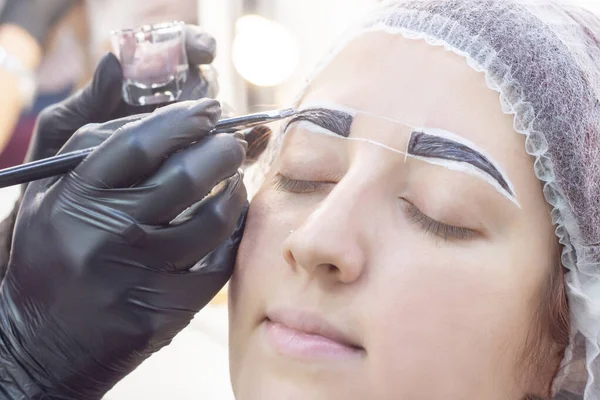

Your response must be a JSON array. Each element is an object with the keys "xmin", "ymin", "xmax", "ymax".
[
  {"xmin": 27, "ymin": 25, "xmax": 218, "ymax": 162},
  {"xmin": 0, "ymin": 0, "xmax": 78, "ymax": 46},
  {"xmin": 0, "ymin": 24, "xmax": 219, "ymax": 277},
  {"xmin": 0, "ymin": 99, "xmax": 248, "ymax": 399}
]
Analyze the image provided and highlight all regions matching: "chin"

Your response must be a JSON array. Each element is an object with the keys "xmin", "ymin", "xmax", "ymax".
[{"xmin": 231, "ymin": 373, "xmax": 365, "ymax": 400}]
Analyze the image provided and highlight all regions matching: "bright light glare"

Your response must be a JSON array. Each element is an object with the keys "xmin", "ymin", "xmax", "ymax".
[
  {"xmin": 575, "ymin": 0, "xmax": 600, "ymax": 12},
  {"xmin": 232, "ymin": 15, "xmax": 300, "ymax": 87}
]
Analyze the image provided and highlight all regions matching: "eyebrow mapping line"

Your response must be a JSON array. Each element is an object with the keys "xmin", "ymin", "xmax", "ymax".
[
  {"xmin": 299, "ymin": 100, "xmax": 358, "ymax": 116},
  {"xmin": 294, "ymin": 120, "xmax": 408, "ymax": 157}
]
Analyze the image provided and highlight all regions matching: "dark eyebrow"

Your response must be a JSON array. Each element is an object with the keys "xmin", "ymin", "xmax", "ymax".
[
  {"xmin": 408, "ymin": 131, "xmax": 514, "ymax": 196},
  {"xmin": 284, "ymin": 108, "xmax": 354, "ymax": 137}
]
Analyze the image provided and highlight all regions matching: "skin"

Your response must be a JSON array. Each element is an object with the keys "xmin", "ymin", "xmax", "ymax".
[{"xmin": 229, "ymin": 31, "xmax": 558, "ymax": 399}]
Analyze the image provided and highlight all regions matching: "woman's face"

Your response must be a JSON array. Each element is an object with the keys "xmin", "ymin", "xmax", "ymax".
[{"xmin": 229, "ymin": 32, "xmax": 557, "ymax": 399}]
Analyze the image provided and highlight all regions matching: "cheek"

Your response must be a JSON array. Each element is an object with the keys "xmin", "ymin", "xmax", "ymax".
[
  {"xmin": 232, "ymin": 197, "xmax": 272, "ymax": 304},
  {"xmin": 230, "ymin": 190, "xmax": 294, "ymax": 312},
  {"xmin": 362, "ymin": 243, "xmax": 537, "ymax": 392}
]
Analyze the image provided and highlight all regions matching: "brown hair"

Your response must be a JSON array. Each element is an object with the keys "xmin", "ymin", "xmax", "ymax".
[
  {"xmin": 244, "ymin": 125, "xmax": 273, "ymax": 166},
  {"xmin": 523, "ymin": 247, "xmax": 570, "ymax": 399}
]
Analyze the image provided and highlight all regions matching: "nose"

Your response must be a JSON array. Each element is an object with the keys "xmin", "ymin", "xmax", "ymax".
[{"xmin": 282, "ymin": 181, "xmax": 369, "ymax": 284}]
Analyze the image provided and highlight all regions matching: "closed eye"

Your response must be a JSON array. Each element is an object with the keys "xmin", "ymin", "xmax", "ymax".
[
  {"xmin": 401, "ymin": 199, "xmax": 477, "ymax": 241},
  {"xmin": 274, "ymin": 176, "xmax": 477, "ymax": 241},
  {"xmin": 273, "ymin": 173, "xmax": 333, "ymax": 193}
]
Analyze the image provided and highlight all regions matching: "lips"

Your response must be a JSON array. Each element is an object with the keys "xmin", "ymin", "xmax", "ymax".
[{"xmin": 263, "ymin": 308, "xmax": 364, "ymax": 360}]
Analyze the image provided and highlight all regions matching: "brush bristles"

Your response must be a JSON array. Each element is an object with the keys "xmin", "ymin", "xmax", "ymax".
[{"xmin": 244, "ymin": 125, "xmax": 273, "ymax": 165}]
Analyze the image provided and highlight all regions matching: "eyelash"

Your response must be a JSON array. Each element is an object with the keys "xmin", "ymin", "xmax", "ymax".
[
  {"xmin": 402, "ymin": 201, "xmax": 476, "ymax": 241},
  {"xmin": 274, "ymin": 173, "xmax": 331, "ymax": 193},
  {"xmin": 274, "ymin": 174, "xmax": 476, "ymax": 241}
]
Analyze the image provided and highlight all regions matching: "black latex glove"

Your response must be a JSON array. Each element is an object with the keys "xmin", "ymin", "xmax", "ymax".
[
  {"xmin": 0, "ymin": 24, "xmax": 219, "ymax": 278},
  {"xmin": 27, "ymin": 25, "xmax": 217, "ymax": 163},
  {"xmin": 0, "ymin": 0, "xmax": 78, "ymax": 46},
  {"xmin": 0, "ymin": 99, "xmax": 248, "ymax": 399}
]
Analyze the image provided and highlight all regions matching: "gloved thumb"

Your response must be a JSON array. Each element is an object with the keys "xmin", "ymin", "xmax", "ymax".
[
  {"xmin": 190, "ymin": 202, "xmax": 249, "ymax": 275},
  {"xmin": 61, "ymin": 52, "xmax": 125, "ymax": 124},
  {"xmin": 26, "ymin": 53, "xmax": 125, "ymax": 163}
]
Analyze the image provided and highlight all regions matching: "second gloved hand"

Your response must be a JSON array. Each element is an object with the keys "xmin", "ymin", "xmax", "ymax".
[
  {"xmin": 0, "ymin": 99, "xmax": 247, "ymax": 399},
  {"xmin": 0, "ymin": 25, "xmax": 221, "ymax": 275},
  {"xmin": 27, "ymin": 25, "xmax": 218, "ymax": 162}
]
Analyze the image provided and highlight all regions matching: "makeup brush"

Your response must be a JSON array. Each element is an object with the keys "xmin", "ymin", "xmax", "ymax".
[{"xmin": 0, "ymin": 108, "xmax": 296, "ymax": 188}]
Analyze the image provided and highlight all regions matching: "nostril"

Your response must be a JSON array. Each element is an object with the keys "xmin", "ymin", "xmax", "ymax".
[{"xmin": 282, "ymin": 225, "xmax": 365, "ymax": 283}]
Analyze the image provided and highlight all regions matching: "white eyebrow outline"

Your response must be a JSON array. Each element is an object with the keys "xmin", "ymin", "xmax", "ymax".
[
  {"xmin": 299, "ymin": 100, "xmax": 358, "ymax": 116},
  {"xmin": 410, "ymin": 127, "xmax": 519, "ymax": 206},
  {"xmin": 289, "ymin": 102, "xmax": 520, "ymax": 207}
]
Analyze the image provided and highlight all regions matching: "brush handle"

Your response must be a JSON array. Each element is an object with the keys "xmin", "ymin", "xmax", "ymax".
[
  {"xmin": 0, "ymin": 109, "xmax": 293, "ymax": 189},
  {"xmin": 0, "ymin": 148, "xmax": 94, "ymax": 188}
]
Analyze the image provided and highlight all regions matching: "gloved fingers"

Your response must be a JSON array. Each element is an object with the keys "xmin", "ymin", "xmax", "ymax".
[
  {"xmin": 111, "ymin": 66, "xmax": 211, "ymax": 120},
  {"xmin": 74, "ymin": 99, "xmax": 221, "ymax": 188},
  {"xmin": 164, "ymin": 266, "xmax": 231, "ymax": 315},
  {"xmin": 185, "ymin": 25, "xmax": 217, "ymax": 65},
  {"xmin": 110, "ymin": 102, "xmax": 164, "ymax": 121},
  {"xmin": 178, "ymin": 65, "xmax": 211, "ymax": 102},
  {"xmin": 190, "ymin": 201, "xmax": 248, "ymax": 274},
  {"xmin": 244, "ymin": 125, "xmax": 273, "ymax": 165},
  {"xmin": 49, "ymin": 53, "xmax": 124, "ymax": 125},
  {"xmin": 57, "ymin": 124, "xmax": 111, "ymax": 155},
  {"xmin": 26, "ymin": 53, "xmax": 124, "ymax": 162},
  {"xmin": 185, "ymin": 203, "xmax": 248, "ymax": 308},
  {"xmin": 22, "ymin": 116, "xmax": 147, "ymax": 195},
  {"xmin": 176, "ymin": 203, "xmax": 249, "ymax": 310},
  {"xmin": 68, "ymin": 53, "xmax": 126, "ymax": 122},
  {"xmin": 141, "ymin": 171, "xmax": 247, "ymax": 271},
  {"xmin": 127, "ymin": 218, "xmax": 245, "ymax": 315},
  {"xmin": 134, "ymin": 133, "xmax": 247, "ymax": 224},
  {"xmin": 110, "ymin": 26, "xmax": 218, "ymax": 117},
  {"xmin": 169, "ymin": 205, "xmax": 249, "ymax": 311},
  {"xmin": 57, "ymin": 115, "xmax": 147, "ymax": 154}
]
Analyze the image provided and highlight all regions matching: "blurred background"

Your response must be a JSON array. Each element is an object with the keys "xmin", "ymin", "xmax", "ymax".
[{"xmin": 0, "ymin": 0, "xmax": 598, "ymax": 398}]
